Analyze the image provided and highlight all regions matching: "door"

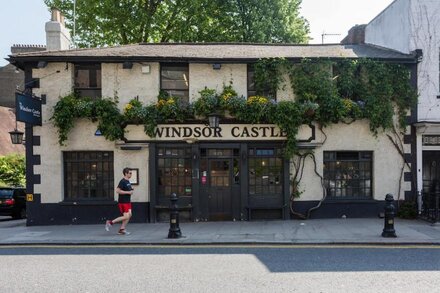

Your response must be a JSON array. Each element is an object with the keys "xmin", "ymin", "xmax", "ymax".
[
  {"xmin": 423, "ymin": 151, "xmax": 440, "ymax": 192},
  {"xmin": 207, "ymin": 159, "xmax": 232, "ymax": 221}
]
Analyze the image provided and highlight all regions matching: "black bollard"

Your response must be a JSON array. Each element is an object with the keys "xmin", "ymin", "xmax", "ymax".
[
  {"xmin": 168, "ymin": 193, "xmax": 182, "ymax": 239},
  {"xmin": 382, "ymin": 193, "xmax": 397, "ymax": 238}
]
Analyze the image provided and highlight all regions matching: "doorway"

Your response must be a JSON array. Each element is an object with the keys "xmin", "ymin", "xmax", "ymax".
[
  {"xmin": 199, "ymin": 147, "xmax": 240, "ymax": 221},
  {"xmin": 206, "ymin": 159, "xmax": 232, "ymax": 220},
  {"xmin": 422, "ymin": 151, "xmax": 440, "ymax": 192}
]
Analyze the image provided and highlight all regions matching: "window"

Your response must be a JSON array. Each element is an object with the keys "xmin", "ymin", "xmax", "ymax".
[
  {"xmin": 74, "ymin": 64, "xmax": 102, "ymax": 99},
  {"xmin": 247, "ymin": 64, "xmax": 276, "ymax": 99},
  {"xmin": 248, "ymin": 147, "xmax": 283, "ymax": 196},
  {"xmin": 160, "ymin": 64, "xmax": 189, "ymax": 103},
  {"xmin": 63, "ymin": 151, "xmax": 113, "ymax": 200},
  {"xmin": 324, "ymin": 151, "xmax": 372, "ymax": 199},
  {"xmin": 157, "ymin": 147, "xmax": 192, "ymax": 197}
]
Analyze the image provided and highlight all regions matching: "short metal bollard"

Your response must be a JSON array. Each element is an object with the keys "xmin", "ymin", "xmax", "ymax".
[
  {"xmin": 382, "ymin": 193, "xmax": 397, "ymax": 238},
  {"xmin": 168, "ymin": 193, "xmax": 182, "ymax": 239}
]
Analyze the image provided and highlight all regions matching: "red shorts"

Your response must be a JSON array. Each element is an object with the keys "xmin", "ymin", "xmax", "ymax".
[{"xmin": 118, "ymin": 203, "xmax": 132, "ymax": 214}]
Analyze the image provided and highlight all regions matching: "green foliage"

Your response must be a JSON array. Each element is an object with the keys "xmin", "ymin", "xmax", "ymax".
[
  {"xmin": 397, "ymin": 201, "xmax": 418, "ymax": 219},
  {"xmin": 51, "ymin": 58, "xmax": 417, "ymax": 159},
  {"xmin": 51, "ymin": 94, "xmax": 124, "ymax": 145},
  {"xmin": 218, "ymin": 85, "xmax": 239, "ymax": 112},
  {"xmin": 44, "ymin": 0, "xmax": 309, "ymax": 46},
  {"xmin": 0, "ymin": 154, "xmax": 25, "ymax": 187},
  {"xmin": 155, "ymin": 96, "xmax": 188, "ymax": 122},
  {"xmin": 253, "ymin": 58, "xmax": 290, "ymax": 99},
  {"xmin": 268, "ymin": 100, "xmax": 303, "ymax": 155},
  {"xmin": 193, "ymin": 88, "xmax": 218, "ymax": 117},
  {"xmin": 290, "ymin": 59, "xmax": 345, "ymax": 125},
  {"xmin": 289, "ymin": 58, "xmax": 417, "ymax": 133},
  {"xmin": 123, "ymin": 98, "xmax": 145, "ymax": 123},
  {"xmin": 238, "ymin": 96, "xmax": 274, "ymax": 124}
]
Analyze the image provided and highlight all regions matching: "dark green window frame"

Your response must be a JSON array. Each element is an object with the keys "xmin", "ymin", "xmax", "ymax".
[
  {"xmin": 157, "ymin": 147, "xmax": 192, "ymax": 198},
  {"xmin": 324, "ymin": 151, "xmax": 373, "ymax": 200},
  {"xmin": 248, "ymin": 147, "xmax": 283, "ymax": 196},
  {"xmin": 63, "ymin": 151, "xmax": 114, "ymax": 200}
]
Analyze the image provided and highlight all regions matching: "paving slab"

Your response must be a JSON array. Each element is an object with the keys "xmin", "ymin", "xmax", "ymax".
[{"xmin": 0, "ymin": 217, "xmax": 439, "ymax": 245}]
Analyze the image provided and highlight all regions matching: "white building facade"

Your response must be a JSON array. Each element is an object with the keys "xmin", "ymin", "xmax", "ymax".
[
  {"xmin": 9, "ymin": 13, "xmax": 418, "ymax": 225},
  {"xmin": 365, "ymin": 0, "xmax": 440, "ymax": 219}
]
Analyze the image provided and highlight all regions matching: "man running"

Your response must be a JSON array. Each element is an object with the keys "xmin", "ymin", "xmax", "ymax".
[{"xmin": 105, "ymin": 167, "xmax": 133, "ymax": 235}]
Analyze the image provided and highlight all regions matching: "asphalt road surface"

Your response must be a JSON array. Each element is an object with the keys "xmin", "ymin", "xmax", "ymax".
[{"xmin": 0, "ymin": 245, "xmax": 439, "ymax": 292}]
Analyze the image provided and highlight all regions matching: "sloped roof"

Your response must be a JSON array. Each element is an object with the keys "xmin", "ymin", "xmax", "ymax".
[{"xmin": 8, "ymin": 43, "xmax": 416, "ymax": 65}]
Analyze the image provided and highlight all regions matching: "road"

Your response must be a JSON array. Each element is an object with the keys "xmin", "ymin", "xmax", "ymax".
[{"xmin": 0, "ymin": 245, "xmax": 439, "ymax": 292}]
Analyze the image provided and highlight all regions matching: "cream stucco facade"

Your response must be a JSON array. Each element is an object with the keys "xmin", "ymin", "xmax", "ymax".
[{"xmin": 30, "ymin": 61, "xmax": 409, "ymax": 207}]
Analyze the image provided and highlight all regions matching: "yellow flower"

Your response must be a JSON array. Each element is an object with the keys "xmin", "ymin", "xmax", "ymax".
[
  {"xmin": 247, "ymin": 96, "xmax": 268, "ymax": 104},
  {"xmin": 221, "ymin": 93, "xmax": 232, "ymax": 101},
  {"xmin": 124, "ymin": 103, "xmax": 133, "ymax": 113},
  {"xmin": 166, "ymin": 98, "xmax": 175, "ymax": 104},
  {"xmin": 342, "ymin": 98, "xmax": 352, "ymax": 111}
]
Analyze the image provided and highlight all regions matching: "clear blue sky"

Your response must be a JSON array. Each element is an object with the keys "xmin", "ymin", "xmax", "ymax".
[{"xmin": 0, "ymin": 0, "xmax": 394, "ymax": 66}]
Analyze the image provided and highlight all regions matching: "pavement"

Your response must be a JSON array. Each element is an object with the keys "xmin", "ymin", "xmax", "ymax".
[{"xmin": 0, "ymin": 217, "xmax": 439, "ymax": 245}]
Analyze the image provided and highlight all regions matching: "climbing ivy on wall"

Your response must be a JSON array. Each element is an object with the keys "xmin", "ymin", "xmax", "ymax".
[{"xmin": 51, "ymin": 58, "xmax": 417, "ymax": 158}]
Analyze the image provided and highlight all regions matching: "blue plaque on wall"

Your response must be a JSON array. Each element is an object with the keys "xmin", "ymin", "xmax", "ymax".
[{"xmin": 15, "ymin": 93, "xmax": 42, "ymax": 126}]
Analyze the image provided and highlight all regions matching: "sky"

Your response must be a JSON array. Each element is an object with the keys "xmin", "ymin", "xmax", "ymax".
[{"xmin": 0, "ymin": 0, "xmax": 395, "ymax": 66}]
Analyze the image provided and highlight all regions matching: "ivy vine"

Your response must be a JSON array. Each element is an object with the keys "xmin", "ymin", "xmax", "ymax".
[{"xmin": 51, "ymin": 58, "xmax": 417, "ymax": 158}]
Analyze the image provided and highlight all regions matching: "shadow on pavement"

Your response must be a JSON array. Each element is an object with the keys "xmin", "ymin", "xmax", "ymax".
[{"xmin": 0, "ymin": 246, "xmax": 439, "ymax": 272}]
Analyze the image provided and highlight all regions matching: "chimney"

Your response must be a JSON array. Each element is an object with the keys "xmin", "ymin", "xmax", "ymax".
[
  {"xmin": 45, "ymin": 8, "xmax": 72, "ymax": 50},
  {"xmin": 341, "ymin": 24, "xmax": 366, "ymax": 45}
]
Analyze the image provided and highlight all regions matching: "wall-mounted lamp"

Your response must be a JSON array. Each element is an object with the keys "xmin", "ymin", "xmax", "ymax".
[
  {"xmin": 122, "ymin": 61, "xmax": 133, "ymax": 69},
  {"xmin": 212, "ymin": 63, "xmax": 221, "ymax": 70},
  {"xmin": 9, "ymin": 129, "xmax": 24, "ymax": 145},
  {"xmin": 184, "ymin": 138, "xmax": 198, "ymax": 144},
  {"xmin": 9, "ymin": 116, "xmax": 24, "ymax": 145},
  {"xmin": 37, "ymin": 61, "xmax": 48, "ymax": 68},
  {"xmin": 208, "ymin": 114, "xmax": 220, "ymax": 128}
]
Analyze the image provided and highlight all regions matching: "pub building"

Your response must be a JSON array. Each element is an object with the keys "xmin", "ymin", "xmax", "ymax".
[{"xmin": 8, "ymin": 13, "xmax": 419, "ymax": 225}]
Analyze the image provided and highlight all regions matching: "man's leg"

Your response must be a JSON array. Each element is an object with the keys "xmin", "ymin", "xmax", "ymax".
[{"xmin": 120, "ymin": 210, "xmax": 131, "ymax": 230}]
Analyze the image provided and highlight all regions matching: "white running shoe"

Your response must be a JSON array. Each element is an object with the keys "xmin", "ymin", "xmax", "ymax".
[
  {"xmin": 118, "ymin": 229, "xmax": 131, "ymax": 235},
  {"xmin": 105, "ymin": 220, "xmax": 112, "ymax": 232}
]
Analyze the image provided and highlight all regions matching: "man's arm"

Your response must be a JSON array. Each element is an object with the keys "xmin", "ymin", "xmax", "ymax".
[{"xmin": 116, "ymin": 187, "xmax": 133, "ymax": 195}]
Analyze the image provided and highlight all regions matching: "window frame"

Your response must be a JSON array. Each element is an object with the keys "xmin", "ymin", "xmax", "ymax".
[
  {"xmin": 247, "ymin": 63, "xmax": 277, "ymax": 100},
  {"xmin": 248, "ymin": 147, "xmax": 284, "ymax": 197},
  {"xmin": 323, "ymin": 151, "xmax": 373, "ymax": 200},
  {"xmin": 63, "ymin": 151, "xmax": 114, "ymax": 201},
  {"xmin": 160, "ymin": 63, "xmax": 189, "ymax": 103},
  {"xmin": 156, "ymin": 146, "xmax": 193, "ymax": 198},
  {"xmin": 74, "ymin": 63, "xmax": 102, "ymax": 99}
]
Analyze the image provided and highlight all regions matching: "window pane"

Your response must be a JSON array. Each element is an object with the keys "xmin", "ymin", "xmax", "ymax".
[
  {"xmin": 324, "ymin": 151, "xmax": 372, "ymax": 199},
  {"xmin": 248, "ymin": 148, "xmax": 283, "ymax": 196},
  {"xmin": 157, "ymin": 147, "xmax": 192, "ymax": 197},
  {"xmin": 63, "ymin": 151, "xmax": 113, "ymax": 200},
  {"xmin": 74, "ymin": 64, "xmax": 102, "ymax": 98}
]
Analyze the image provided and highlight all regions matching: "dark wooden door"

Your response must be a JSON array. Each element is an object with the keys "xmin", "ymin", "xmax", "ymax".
[
  {"xmin": 423, "ymin": 151, "xmax": 440, "ymax": 192},
  {"xmin": 207, "ymin": 159, "xmax": 232, "ymax": 221}
]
